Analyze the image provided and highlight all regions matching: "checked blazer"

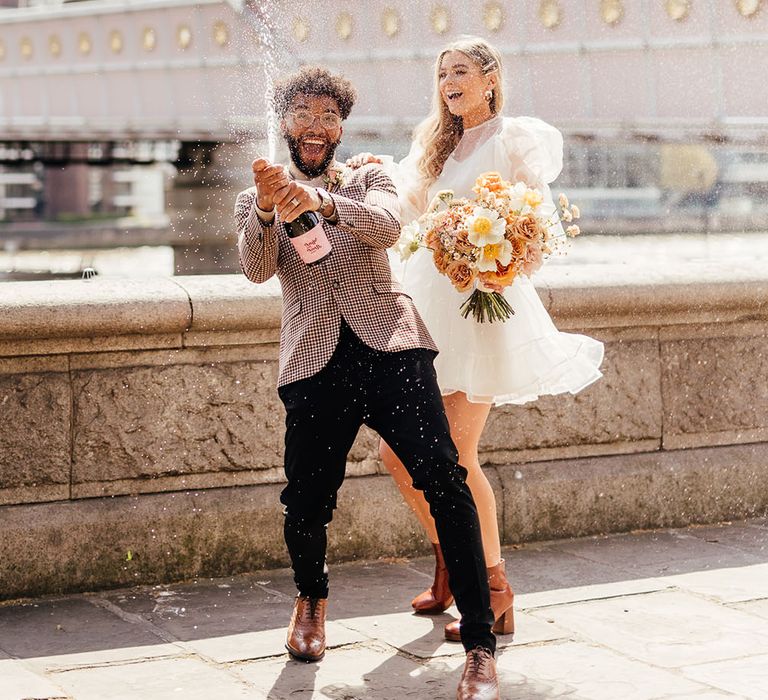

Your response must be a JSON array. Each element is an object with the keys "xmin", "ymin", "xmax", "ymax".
[{"xmin": 236, "ymin": 162, "xmax": 437, "ymax": 387}]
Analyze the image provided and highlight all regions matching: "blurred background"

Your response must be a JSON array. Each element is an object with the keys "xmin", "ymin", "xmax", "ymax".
[{"xmin": 1, "ymin": 0, "xmax": 766, "ymax": 280}]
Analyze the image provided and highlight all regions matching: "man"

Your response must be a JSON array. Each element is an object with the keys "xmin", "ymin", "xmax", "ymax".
[{"xmin": 236, "ymin": 66, "xmax": 499, "ymax": 700}]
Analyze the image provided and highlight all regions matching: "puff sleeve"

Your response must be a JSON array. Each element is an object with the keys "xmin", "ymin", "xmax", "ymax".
[
  {"xmin": 496, "ymin": 116, "xmax": 564, "ymax": 187},
  {"xmin": 496, "ymin": 117, "xmax": 566, "ymax": 240}
]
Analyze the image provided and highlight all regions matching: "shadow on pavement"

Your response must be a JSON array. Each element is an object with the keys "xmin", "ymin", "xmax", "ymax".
[{"xmin": 0, "ymin": 519, "xmax": 765, "ymax": 665}]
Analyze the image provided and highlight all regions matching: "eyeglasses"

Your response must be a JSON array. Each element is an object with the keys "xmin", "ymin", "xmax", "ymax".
[{"xmin": 288, "ymin": 109, "xmax": 342, "ymax": 131}]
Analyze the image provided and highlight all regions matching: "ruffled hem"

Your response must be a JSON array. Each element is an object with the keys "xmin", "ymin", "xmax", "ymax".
[{"xmin": 435, "ymin": 331, "xmax": 605, "ymax": 406}]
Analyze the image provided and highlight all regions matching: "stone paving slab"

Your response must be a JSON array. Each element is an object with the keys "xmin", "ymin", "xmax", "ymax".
[
  {"xmin": 426, "ymin": 641, "xmax": 736, "ymax": 700},
  {"xmin": 529, "ymin": 589, "xmax": 768, "ymax": 669},
  {"xmin": 516, "ymin": 576, "xmax": 671, "ymax": 610},
  {"xmin": 260, "ymin": 559, "xmax": 432, "ymax": 619},
  {"xmin": 102, "ymin": 576, "xmax": 279, "ymax": 616},
  {"xmin": 732, "ymin": 599, "xmax": 768, "ymax": 621},
  {"xmin": 234, "ymin": 642, "xmax": 444, "ymax": 700},
  {"xmin": 335, "ymin": 606, "xmax": 568, "ymax": 659},
  {"xmin": 2, "ymin": 519, "xmax": 768, "ymax": 699},
  {"xmin": 180, "ymin": 622, "xmax": 367, "ymax": 665},
  {"xmin": 104, "ymin": 577, "xmax": 294, "ymax": 641},
  {"xmin": 548, "ymin": 529, "xmax": 762, "ymax": 577},
  {"xmin": 682, "ymin": 654, "xmax": 768, "ymax": 699},
  {"xmin": 0, "ymin": 598, "xmax": 180, "ymax": 672},
  {"xmin": 663, "ymin": 563, "xmax": 768, "ymax": 604},
  {"xmin": 409, "ymin": 540, "xmax": 652, "ymax": 595},
  {"xmin": 50, "ymin": 655, "xmax": 261, "ymax": 700},
  {"xmin": 103, "ymin": 575, "xmax": 367, "ymax": 664},
  {"xmin": 685, "ymin": 522, "xmax": 768, "ymax": 558},
  {"xmin": 0, "ymin": 657, "xmax": 71, "ymax": 700}
]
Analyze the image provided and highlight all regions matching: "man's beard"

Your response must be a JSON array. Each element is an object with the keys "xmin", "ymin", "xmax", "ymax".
[{"xmin": 285, "ymin": 134, "xmax": 341, "ymax": 179}]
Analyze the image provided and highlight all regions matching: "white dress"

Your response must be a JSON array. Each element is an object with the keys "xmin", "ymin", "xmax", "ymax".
[{"xmin": 392, "ymin": 115, "xmax": 604, "ymax": 405}]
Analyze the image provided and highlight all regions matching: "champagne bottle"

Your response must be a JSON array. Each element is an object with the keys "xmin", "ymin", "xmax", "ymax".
[{"xmin": 285, "ymin": 210, "xmax": 332, "ymax": 265}]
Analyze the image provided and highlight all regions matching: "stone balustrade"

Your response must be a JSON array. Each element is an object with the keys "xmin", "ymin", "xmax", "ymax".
[{"xmin": 1, "ymin": 265, "xmax": 767, "ymax": 599}]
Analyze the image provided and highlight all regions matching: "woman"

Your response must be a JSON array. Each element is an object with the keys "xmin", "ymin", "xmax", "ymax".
[{"xmin": 354, "ymin": 37, "xmax": 604, "ymax": 642}]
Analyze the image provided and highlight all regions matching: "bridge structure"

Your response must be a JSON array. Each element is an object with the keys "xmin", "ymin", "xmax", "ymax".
[
  {"xmin": 1, "ymin": 0, "xmax": 767, "ymax": 272},
  {"xmin": 0, "ymin": 0, "xmax": 261, "ymax": 144}
]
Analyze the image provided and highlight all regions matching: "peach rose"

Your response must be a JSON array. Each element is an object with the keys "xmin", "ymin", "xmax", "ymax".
[
  {"xmin": 520, "ymin": 243, "xmax": 544, "ymax": 276},
  {"xmin": 508, "ymin": 213, "xmax": 542, "ymax": 242},
  {"xmin": 455, "ymin": 226, "xmax": 471, "ymax": 243},
  {"xmin": 433, "ymin": 248, "xmax": 453, "ymax": 275},
  {"xmin": 473, "ymin": 171, "xmax": 505, "ymax": 194},
  {"xmin": 453, "ymin": 237, "xmax": 475, "ymax": 257},
  {"xmin": 425, "ymin": 228, "xmax": 442, "ymax": 250},
  {"xmin": 509, "ymin": 235, "xmax": 526, "ymax": 259},
  {"xmin": 445, "ymin": 259, "xmax": 477, "ymax": 293}
]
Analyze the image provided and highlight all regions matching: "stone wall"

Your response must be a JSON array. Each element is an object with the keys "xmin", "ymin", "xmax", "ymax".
[{"xmin": 1, "ymin": 267, "xmax": 767, "ymax": 599}]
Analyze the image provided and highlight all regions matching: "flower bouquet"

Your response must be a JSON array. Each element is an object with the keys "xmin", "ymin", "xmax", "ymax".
[{"xmin": 395, "ymin": 172, "xmax": 581, "ymax": 323}]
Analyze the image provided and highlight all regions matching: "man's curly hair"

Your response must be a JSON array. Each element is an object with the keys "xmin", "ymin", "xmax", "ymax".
[{"xmin": 272, "ymin": 66, "xmax": 357, "ymax": 120}]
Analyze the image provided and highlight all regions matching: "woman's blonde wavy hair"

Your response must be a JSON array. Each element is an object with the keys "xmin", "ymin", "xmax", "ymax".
[{"xmin": 415, "ymin": 36, "xmax": 504, "ymax": 183}]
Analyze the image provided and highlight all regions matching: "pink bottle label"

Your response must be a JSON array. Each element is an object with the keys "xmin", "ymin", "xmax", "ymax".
[{"xmin": 289, "ymin": 221, "xmax": 332, "ymax": 264}]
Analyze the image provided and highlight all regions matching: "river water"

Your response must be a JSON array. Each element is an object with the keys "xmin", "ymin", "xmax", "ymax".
[{"xmin": 0, "ymin": 231, "xmax": 763, "ymax": 283}]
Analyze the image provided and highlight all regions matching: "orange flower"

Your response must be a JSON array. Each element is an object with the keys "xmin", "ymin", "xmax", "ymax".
[
  {"xmin": 480, "ymin": 260, "xmax": 518, "ymax": 289},
  {"xmin": 473, "ymin": 171, "xmax": 506, "ymax": 194},
  {"xmin": 445, "ymin": 260, "xmax": 477, "ymax": 292}
]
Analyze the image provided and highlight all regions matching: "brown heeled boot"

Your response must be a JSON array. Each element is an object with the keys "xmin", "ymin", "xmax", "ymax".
[
  {"xmin": 445, "ymin": 559, "xmax": 514, "ymax": 642},
  {"xmin": 412, "ymin": 542, "xmax": 454, "ymax": 614}
]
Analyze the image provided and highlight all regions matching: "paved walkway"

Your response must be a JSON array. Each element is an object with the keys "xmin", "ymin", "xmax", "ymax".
[{"xmin": 1, "ymin": 519, "xmax": 767, "ymax": 699}]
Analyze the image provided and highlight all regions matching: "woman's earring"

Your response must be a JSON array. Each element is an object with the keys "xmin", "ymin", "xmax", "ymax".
[{"xmin": 485, "ymin": 89, "xmax": 493, "ymax": 102}]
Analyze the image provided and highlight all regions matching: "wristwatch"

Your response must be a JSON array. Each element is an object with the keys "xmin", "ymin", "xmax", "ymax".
[{"xmin": 316, "ymin": 187, "xmax": 335, "ymax": 219}]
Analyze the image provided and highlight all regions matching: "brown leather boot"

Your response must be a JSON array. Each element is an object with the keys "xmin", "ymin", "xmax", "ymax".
[
  {"xmin": 445, "ymin": 559, "xmax": 514, "ymax": 642},
  {"xmin": 456, "ymin": 646, "xmax": 500, "ymax": 700},
  {"xmin": 412, "ymin": 542, "xmax": 454, "ymax": 614},
  {"xmin": 285, "ymin": 596, "xmax": 327, "ymax": 662}
]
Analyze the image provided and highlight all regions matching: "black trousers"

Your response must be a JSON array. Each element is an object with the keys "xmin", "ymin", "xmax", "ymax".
[{"xmin": 277, "ymin": 320, "xmax": 495, "ymax": 653}]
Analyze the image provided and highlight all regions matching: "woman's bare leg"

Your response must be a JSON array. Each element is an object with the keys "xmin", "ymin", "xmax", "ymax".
[
  {"xmin": 380, "ymin": 391, "xmax": 500, "ymax": 567},
  {"xmin": 442, "ymin": 392, "xmax": 500, "ymax": 567},
  {"xmin": 380, "ymin": 440, "xmax": 439, "ymax": 543}
]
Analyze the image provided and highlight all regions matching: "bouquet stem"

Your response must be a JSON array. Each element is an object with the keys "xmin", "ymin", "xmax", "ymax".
[{"xmin": 459, "ymin": 290, "xmax": 515, "ymax": 323}]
